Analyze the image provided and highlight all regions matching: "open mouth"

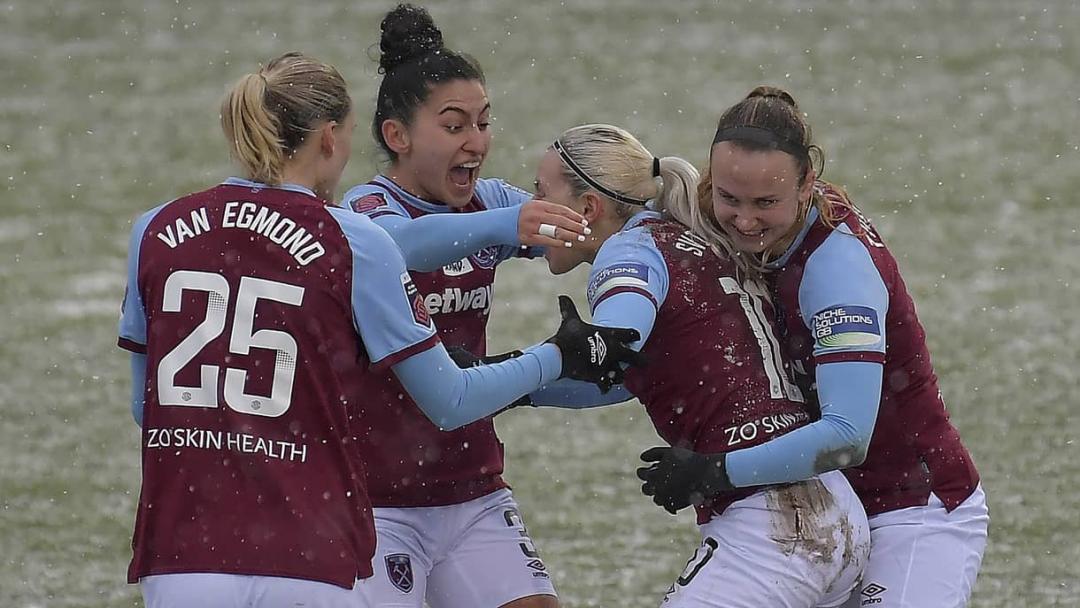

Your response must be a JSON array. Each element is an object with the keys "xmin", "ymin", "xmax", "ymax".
[{"xmin": 450, "ymin": 160, "xmax": 480, "ymax": 188}]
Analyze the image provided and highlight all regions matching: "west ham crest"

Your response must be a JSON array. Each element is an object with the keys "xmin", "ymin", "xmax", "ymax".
[
  {"xmin": 349, "ymin": 192, "xmax": 388, "ymax": 214},
  {"xmin": 385, "ymin": 553, "xmax": 414, "ymax": 593},
  {"xmin": 470, "ymin": 245, "xmax": 500, "ymax": 269}
]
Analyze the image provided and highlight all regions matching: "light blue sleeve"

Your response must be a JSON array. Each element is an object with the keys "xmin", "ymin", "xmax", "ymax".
[
  {"xmin": 586, "ymin": 228, "xmax": 669, "ymax": 316},
  {"xmin": 343, "ymin": 181, "xmax": 524, "ymax": 272},
  {"xmin": 529, "ymin": 229, "xmax": 667, "ymax": 410},
  {"xmin": 393, "ymin": 342, "xmax": 562, "ymax": 430},
  {"xmin": 725, "ymin": 361, "xmax": 883, "ymax": 485},
  {"xmin": 325, "ymin": 207, "xmax": 438, "ymax": 366},
  {"xmin": 799, "ymin": 229, "xmax": 889, "ymax": 358},
  {"xmin": 528, "ymin": 287, "xmax": 656, "ymax": 409},
  {"xmin": 131, "ymin": 353, "xmax": 146, "ymax": 427},
  {"xmin": 529, "ymin": 379, "xmax": 633, "ymax": 408},
  {"xmin": 723, "ymin": 230, "xmax": 889, "ymax": 486},
  {"xmin": 326, "ymin": 205, "xmax": 563, "ymax": 429},
  {"xmin": 474, "ymin": 178, "xmax": 542, "ymax": 261},
  {"xmin": 118, "ymin": 204, "xmax": 167, "ymax": 348}
]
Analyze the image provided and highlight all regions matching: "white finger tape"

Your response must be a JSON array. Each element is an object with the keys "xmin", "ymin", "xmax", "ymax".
[{"xmin": 537, "ymin": 223, "xmax": 558, "ymax": 238}]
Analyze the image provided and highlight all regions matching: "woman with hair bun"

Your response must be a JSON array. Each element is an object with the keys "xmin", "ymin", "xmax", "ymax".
[
  {"xmin": 117, "ymin": 51, "xmax": 638, "ymax": 608},
  {"xmin": 338, "ymin": 5, "xmax": 595, "ymax": 608},
  {"xmin": 639, "ymin": 86, "xmax": 988, "ymax": 607}
]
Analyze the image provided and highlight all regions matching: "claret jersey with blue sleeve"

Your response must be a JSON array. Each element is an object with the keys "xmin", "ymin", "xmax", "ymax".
[
  {"xmin": 340, "ymin": 175, "xmax": 533, "ymax": 507},
  {"xmin": 588, "ymin": 212, "xmax": 810, "ymax": 523},
  {"xmin": 116, "ymin": 178, "xmax": 440, "ymax": 588},
  {"xmin": 768, "ymin": 181, "xmax": 979, "ymax": 515}
]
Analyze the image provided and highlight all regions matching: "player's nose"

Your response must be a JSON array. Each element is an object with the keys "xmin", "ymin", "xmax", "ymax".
[
  {"xmin": 462, "ymin": 126, "xmax": 487, "ymax": 153},
  {"xmin": 733, "ymin": 214, "xmax": 760, "ymax": 231}
]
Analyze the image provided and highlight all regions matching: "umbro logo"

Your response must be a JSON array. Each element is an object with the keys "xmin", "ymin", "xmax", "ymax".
[
  {"xmin": 525, "ymin": 558, "xmax": 546, "ymax": 571},
  {"xmin": 861, "ymin": 582, "xmax": 887, "ymax": 605},
  {"xmin": 588, "ymin": 332, "xmax": 607, "ymax": 365}
]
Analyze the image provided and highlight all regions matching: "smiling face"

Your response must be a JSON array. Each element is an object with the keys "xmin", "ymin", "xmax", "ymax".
[
  {"xmin": 389, "ymin": 79, "xmax": 491, "ymax": 207},
  {"xmin": 708, "ymin": 141, "xmax": 815, "ymax": 255}
]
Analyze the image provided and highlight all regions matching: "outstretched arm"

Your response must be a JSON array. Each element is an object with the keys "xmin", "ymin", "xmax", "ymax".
[
  {"xmin": 344, "ymin": 182, "xmax": 589, "ymax": 271},
  {"xmin": 393, "ymin": 343, "xmax": 561, "ymax": 430},
  {"xmin": 725, "ymin": 361, "xmax": 881, "ymax": 484},
  {"xmin": 527, "ymin": 289, "xmax": 655, "ymax": 409}
]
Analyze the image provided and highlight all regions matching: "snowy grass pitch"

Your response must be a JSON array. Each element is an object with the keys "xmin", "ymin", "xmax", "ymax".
[{"xmin": 2, "ymin": 1, "xmax": 1078, "ymax": 605}]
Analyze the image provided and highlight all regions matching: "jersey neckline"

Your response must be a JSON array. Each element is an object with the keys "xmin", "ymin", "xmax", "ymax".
[
  {"xmin": 372, "ymin": 175, "xmax": 457, "ymax": 214},
  {"xmin": 222, "ymin": 177, "xmax": 320, "ymax": 200}
]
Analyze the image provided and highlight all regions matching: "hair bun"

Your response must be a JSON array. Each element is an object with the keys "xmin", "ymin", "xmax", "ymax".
[
  {"xmin": 746, "ymin": 85, "xmax": 799, "ymax": 109},
  {"xmin": 378, "ymin": 3, "xmax": 444, "ymax": 74}
]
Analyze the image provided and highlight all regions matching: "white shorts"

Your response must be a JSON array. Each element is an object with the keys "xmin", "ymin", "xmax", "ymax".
[
  {"xmin": 662, "ymin": 471, "xmax": 870, "ymax": 608},
  {"xmin": 841, "ymin": 483, "xmax": 988, "ymax": 608},
  {"xmin": 367, "ymin": 488, "xmax": 557, "ymax": 607},
  {"xmin": 141, "ymin": 572, "xmax": 376, "ymax": 607}
]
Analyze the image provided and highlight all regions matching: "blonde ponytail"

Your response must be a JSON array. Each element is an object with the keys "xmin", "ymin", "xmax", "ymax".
[
  {"xmin": 221, "ymin": 72, "xmax": 285, "ymax": 184},
  {"xmin": 220, "ymin": 52, "xmax": 350, "ymax": 185},
  {"xmin": 652, "ymin": 156, "xmax": 699, "ymax": 227}
]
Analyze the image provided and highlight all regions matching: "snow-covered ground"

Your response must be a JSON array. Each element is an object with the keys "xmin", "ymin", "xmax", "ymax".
[{"xmin": 2, "ymin": 1, "xmax": 1077, "ymax": 605}]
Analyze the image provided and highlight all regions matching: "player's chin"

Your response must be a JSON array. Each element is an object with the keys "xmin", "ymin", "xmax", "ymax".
[{"xmin": 544, "ymin": 252, "xmax": 574, "ymax": 275}]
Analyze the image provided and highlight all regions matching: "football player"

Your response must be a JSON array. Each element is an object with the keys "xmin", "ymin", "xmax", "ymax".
[
  {"xmin": 640, "ymin": 86, "xmax": 988, "ymax": 608},
  {"xmin": 522, "ymin": 123, "xmax": 871, "ymax": 607}
]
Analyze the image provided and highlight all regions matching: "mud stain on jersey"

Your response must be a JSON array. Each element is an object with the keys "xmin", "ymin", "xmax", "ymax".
[
  {"xmin": 813, "ymin": 447, "xmax": 858, "ymax": 474},
  {"xmin": 765, "ymin": 479, "xmax": 837, "ymax": 565}
]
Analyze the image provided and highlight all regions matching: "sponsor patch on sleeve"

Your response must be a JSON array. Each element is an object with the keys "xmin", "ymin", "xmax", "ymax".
[
  {"xmin": 349, "ymin": 192, "xmax": 389, "ymax": 215},
  {"xmin": 811, "ymin": 305, "xmax": 882, "ymax": 349},
  {"xmin": 587, "ymin": 263, "xmax": 650, "ymax": 304},
  {"xmin": 400, "ymin": 272, "xmax": 432, "ymax": 327}
]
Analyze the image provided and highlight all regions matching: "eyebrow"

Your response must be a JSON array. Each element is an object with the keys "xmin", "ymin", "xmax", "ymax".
[
  {"xmin": 717, "ymin": 185, "xmax": 780, "ymax": 202},
  {"xmin": 438, "ymin": 103, "xmax": 492, "ymax": 117}
]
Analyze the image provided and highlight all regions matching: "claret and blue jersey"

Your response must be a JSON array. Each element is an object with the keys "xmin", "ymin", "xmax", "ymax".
[
  {"xmin": 117, "ymin": 177, "xmax": 560, "ymax": 587},
  {"xmin": 117, "ymin": 177, "xmax": 440, "ymax": 587},
  {"xmin": 540, "ymin": 211, "xmax": 814, "ymax": 521},
  {"xmin": 341, "ymin": 175, "xmax": 539, "ymax": 508},
  {"xmin": 762, "ymin": 182, "xmax": 979, "ymax": 515}
]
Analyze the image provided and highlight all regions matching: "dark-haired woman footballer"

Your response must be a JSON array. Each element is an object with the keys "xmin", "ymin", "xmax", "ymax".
[
  {"xmin": 338, "ymin": 5, "xmax": 592, "ymax": 608},
  {"xmin": 639, "ymin": 86, "xmax": 988, "ymax": 608}
]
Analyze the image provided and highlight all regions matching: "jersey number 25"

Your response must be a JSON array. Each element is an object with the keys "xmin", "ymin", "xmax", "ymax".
[{"xmin": 157, "ymin": 270, "xmax": 304, "ymax": 418}]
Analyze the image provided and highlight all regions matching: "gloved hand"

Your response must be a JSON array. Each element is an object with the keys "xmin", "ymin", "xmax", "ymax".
[
  {"xmin": 637, "ymin": 446, "xmax": 734, "ymax": 515},
  {"xmin": 546, "ymin": 295, "xmax": 646, "ymax": 392},
  {"xmin": 446, "ymin": 346, "xmax": 533, "ymax": 408}
]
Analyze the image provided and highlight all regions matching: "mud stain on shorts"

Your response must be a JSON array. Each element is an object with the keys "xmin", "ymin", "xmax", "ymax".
[{"xmin": 765, "ymin": 479, "xmax": 839, "ymax": 565}]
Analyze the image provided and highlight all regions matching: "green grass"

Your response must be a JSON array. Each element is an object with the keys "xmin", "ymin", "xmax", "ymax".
[{"xmin": 2, "ymin": 1, "xmax": 1078, "ymax": 605}]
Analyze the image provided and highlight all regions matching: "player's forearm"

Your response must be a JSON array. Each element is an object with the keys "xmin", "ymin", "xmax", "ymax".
[
  {"xmin": 394, "ymin": 343, "xmax": 561, "ymax": 430},
  {"xmin": 521, "ymin": 291, "xmax": 651, "ymax": 409},
  {"xmin": 530, "ymin": 378, "xmax": 632, "ymax": 409},
  {"xmin": 724, "ymin": 361, "xmax": 881, "ymax": 486},
  {"xmin": 375, "ymin": 207, "xmax": 520, "ymax": 272}
]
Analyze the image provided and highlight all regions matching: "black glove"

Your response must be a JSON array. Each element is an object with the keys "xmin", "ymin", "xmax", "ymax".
[
  {"xmin": 546, "ymin": 295, "xmax": 646, "ymax": 392},
  {"xmin": 637, "ymin": 446, "xmax": 734, "ymax": 515},
  {"xmin": 446, "ymin": 346, "xmax": 533, "ymax": 408}
]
